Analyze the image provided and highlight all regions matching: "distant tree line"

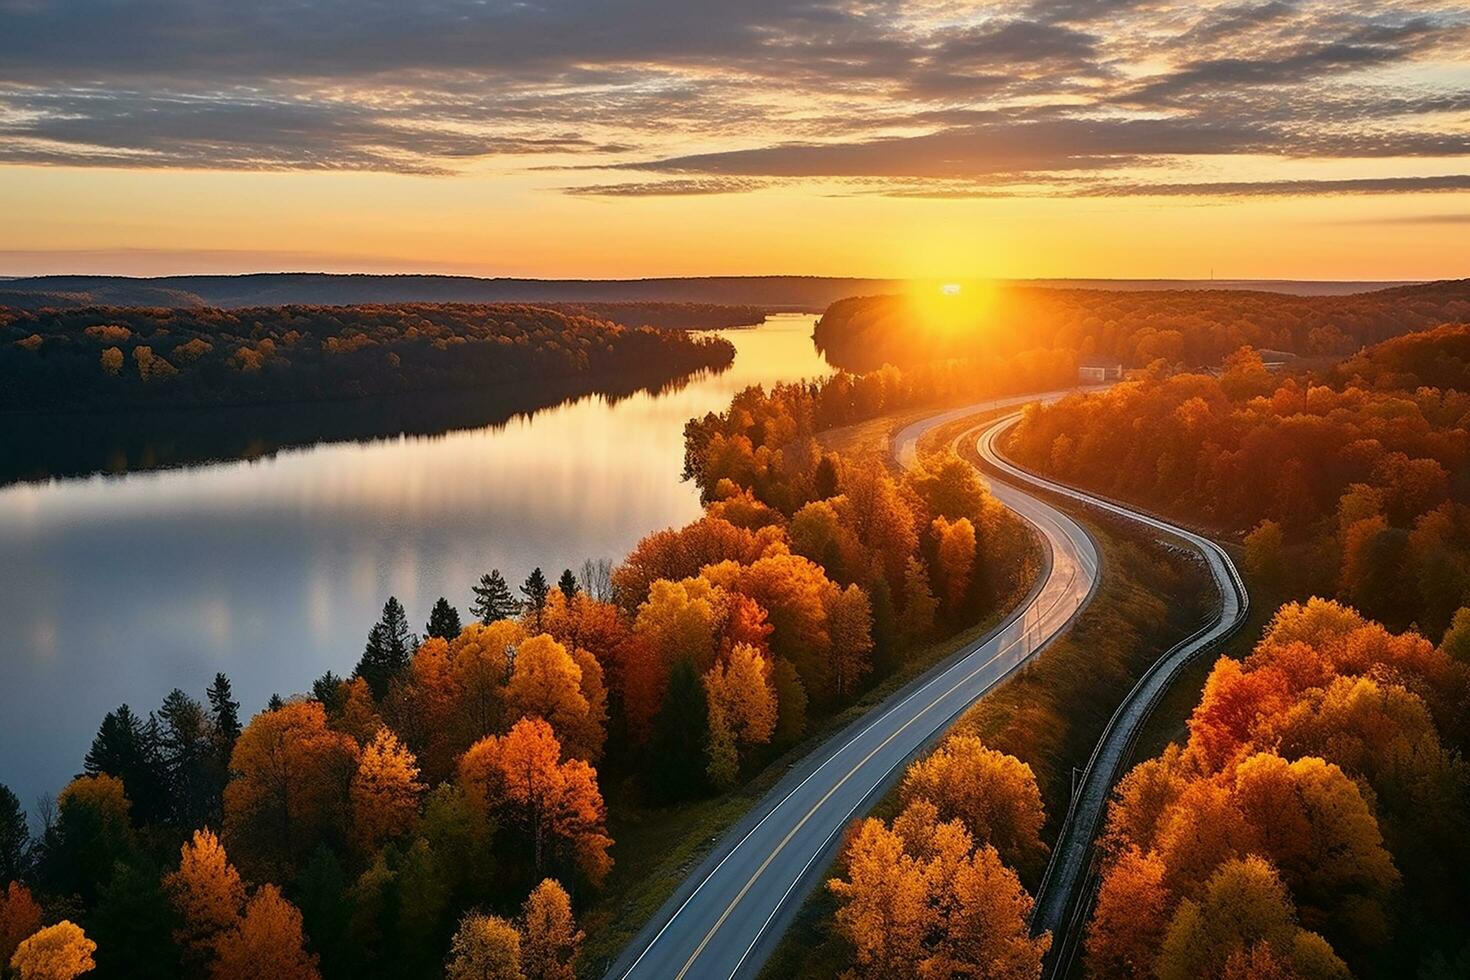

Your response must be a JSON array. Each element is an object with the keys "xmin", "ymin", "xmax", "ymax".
[
  {"xmin": 0, "ymin": 303, "xmax": 735, "ymax": 412},
  {"xmin": 813, "ymin": 279, "xmax": 1470, "ymax": 372},
  {"xmin": 539, "ymin": 302, "xmax": 765, "ymax": 331}
]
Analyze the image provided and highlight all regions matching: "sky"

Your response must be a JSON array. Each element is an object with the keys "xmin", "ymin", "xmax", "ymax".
[{"xmin": 1, "ymin": 0, "xmax": 1468, "ymax": 280}]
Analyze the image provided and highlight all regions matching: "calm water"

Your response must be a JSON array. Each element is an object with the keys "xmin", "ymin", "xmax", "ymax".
[{"xmin": 0, "ymin": 314, "xmax": 831, "ymax": 810}]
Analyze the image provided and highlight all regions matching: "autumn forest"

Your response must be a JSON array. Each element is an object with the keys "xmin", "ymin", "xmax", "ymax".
[{"xmin": 4, "ymin": 276, "xmax": 1470, "ymax": 980}]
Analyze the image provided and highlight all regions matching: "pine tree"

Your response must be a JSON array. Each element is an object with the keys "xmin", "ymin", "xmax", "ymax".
[
  {"xmin": 206, "ymin": 672, "xmax": 242, "ymax": 804},
  {"xmin": 522, "ymin": 568, "xmax": 551, "ymax": 631},
  {"xmin": 425, "ymin": 597, "xmax": 464, "ymax": 640},
  {"xmin": 90, "ymin": 857, "xmax": 179, "ymax": 978},
  {"xmin": 649, "ymin": 659, "xmax": 710, "ymax": 802},
  {"xmin": 310, "ymin": 671, "xmax": 346, "ymax": 714},
  {"xmin": 355, "ymin": 596, "xmax": 415, "ymax": 699},
  {"xmin": 294, "ymin": 846, "xmax": 352, "ymax": 978},
  {"xmin": 84, "ymin": 704, "xmax": 167, "ymax": 824},
  {"xmin": 471, "ymin": 570, "xmax": 520, "ymax": 624},
  {"xmin": 557, "ymin": 569, "xmax": 579, "ymax": 600},
  {"xmin": 0, "ymin": 783, "xmax": 29, "ymax": 882},
  {"xmin": 157, "ymin": 689, "xmax": 215, "ymax": 829}
]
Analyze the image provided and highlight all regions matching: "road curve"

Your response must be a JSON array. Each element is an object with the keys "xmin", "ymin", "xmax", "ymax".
[
  {"xmin": 986, "ymin": 419, "xmax": 1249, "ymax": 978},
  {"xmin": 607, "ymin": 389, "xmax": 1101, "ymax": 980}
]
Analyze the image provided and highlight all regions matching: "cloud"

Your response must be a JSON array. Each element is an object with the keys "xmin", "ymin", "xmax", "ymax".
[
  {"xmin": 830, "ymin": 173, "xmax": 1470, "ymax": 199},
  {"xmin": 1332, "ymin": 211, "xmax": 1470, "ymax": 224},
  {"xmin": 1077, "ymin": 174, "xmax": 1470, "ymax": 196},
  {"xmin": 564, "ymin": 177, "xmax": 768, "ymax": 197},
  {"xmin": 0, "ymin": 0, "xmax": 1465, "ymax": 194}
]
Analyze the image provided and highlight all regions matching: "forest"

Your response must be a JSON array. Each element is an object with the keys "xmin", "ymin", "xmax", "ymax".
[
  {"xmin": 0, "ymin": 304, "xmax": 735, "ymax": 412},
  {"xmin": 537, "ymin": 302, "xmax": 764, "ymax": 331},
  {"xmin": 1006, "ymin": 335, "xmax": 1470, "ymax": 635},
  {"xmin": 1002, "ymin": 324, "xmax": 1470, "ymax": 977},
  {"xmin": 0, "ymin": 360, "xmax": 1045, "ymax": 979},
  {"xmin": 813, "ymin": 279, "xmax": 1470, "ymax": 372}
]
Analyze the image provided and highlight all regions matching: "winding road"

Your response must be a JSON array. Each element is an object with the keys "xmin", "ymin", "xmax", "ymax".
[{"xmin": 607, "ymin": 388, "xmax": 1246, "ymax": 980}]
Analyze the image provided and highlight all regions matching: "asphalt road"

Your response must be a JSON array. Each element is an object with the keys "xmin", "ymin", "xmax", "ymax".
[{"xmin": 607, "ymin": 389, "xmax": 1101, "ymax": 980}]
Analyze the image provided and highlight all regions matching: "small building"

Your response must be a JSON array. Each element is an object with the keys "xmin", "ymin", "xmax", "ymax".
[
  {"xmin": 1255, "ymin": 348, "xmax": 1298, "ymax": 372},
  {"xmin": 1078, "ymin": 357, "xmax": 1124, "ymax": 383}
]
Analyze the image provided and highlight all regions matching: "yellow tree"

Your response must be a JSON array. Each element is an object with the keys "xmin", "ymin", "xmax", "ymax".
[
  {"xmin": 828, "ymin": 817, "xmax": 930, "ymax": 977},
  {"xmin": 1230, "ymin": 753, "xmax": 1398, "ymax": 945},
  {"xmin": 163, "ymin": 828, "xmax": 245, "ymax": 963},
  {"xmin": 8, "ymin": 921, "xmax": 95, "ymax": 980},
  {"xmin": 931, "ymin": 516, "xmax": 977, "ymax": 613},
  {"xmin": 928, "ymin": 835, "xmax": 1049, "ymax": 980},
  {"xmin": 899, "ymin": 736, "xmax": 1048, "ymax": 879},
  {"xmin": 825, "ymin": 584, "xmax": 874, "ymax": 703},
  {"xmin": 521, "ymin": 879, "xmax": 582, "ymax": 980},
  {"xmin": 450, "ymin": 620, "xmax": 522, "ymax": 741},
  {"xmin": 633, "ymin": 578, "xmax": 721, "ymax": 672},
  {"xmin": 829, "ymin": 800, "xmax": 1046, "ymax": 979},
  {"xmin": 211, "ymin": 884, "xmax": 319, "ymax": 980},
  {"xmin": 1155, "ymin": 857, "xmax": 1349, "ymax": 980},
  {"xmin": 351, "ymin": 728, "xmax": 426, "ymax": 853},
  {"xmin": 1098, "ymin": 744, "xmax": 1192, "ymax": 858},
  {"xmin": 446, "ymin": 913, "xmax": 522, "ymax": 980},
  {"xmin": 328, "ymin": 677, "xmax": 383, "ymax": 745},
  {"xmin": 900, "ymin": 557, "xmax": 938, "ymax": 645},
  {"xmin": 222, "ymin": 700, "xmax": 360, "ymax": 877},
  {"xmin": 703, "ymin": 643, "xmax": 777, "ymax": 787},
  {"xmin": 841, "ymin": 465, "xmax": 919, "ymax": 593},
  {"xmin": 506, "ymin": 635, "xmax": 601, "ymax": 762}
]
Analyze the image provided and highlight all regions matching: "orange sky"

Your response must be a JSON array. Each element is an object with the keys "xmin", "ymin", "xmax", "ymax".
[{"xmin": 2, "ymin": 1, "xmax": 1467, "ymax": 280}]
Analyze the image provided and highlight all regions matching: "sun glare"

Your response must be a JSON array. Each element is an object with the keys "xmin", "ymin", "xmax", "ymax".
[{"xmin": 942, "ymin": 283, "xmax": 962, "ymax": 296}]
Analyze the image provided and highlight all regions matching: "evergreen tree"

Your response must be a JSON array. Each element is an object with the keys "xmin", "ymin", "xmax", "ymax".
[
  {"xmin": 156, "ymin": 689, "xmax": 215, "ymax": 829},
  {"xmin": 521, "ymin": 568, "xmax": 551, "ymax": 630},
  {"xmin": 470, "ymin": 570, "xmax": 519, "ymax": 624},
  {"xmin": 90, "ymin": 856, "xmax": 180, "ymax": 978},
  {"xmin": 206, "ymin": 672, "xmax": 241, "ymax": 801},
  {"xmin": 355, "ymin": 596, "xmax": 415, "ymax": 699},
  {"xmin": 267, "ymin": 693, "xmax": 285, "ymax": 711},
  {"xmin": 0, "ymin": 783, "xmax": 30, "ymax": 882},
  {"xmin": 312, "ymin": 671, "xmax": 347, "ymax": 713},
  {"xmin": 557, "ymin": 569, "xmax": 579, "ymax": 600},
  {"xmin": 295, "ymin": 846, "xmax": 353, "ymax": 980},
  {"xmin": 425, "ymin": 597, "xmax": 464, "ymax": 640},
  {"xmin": 84, "ymin": 705, "xmax": 167, "ymax": 824},
  {"xmin": 649, "ymin": 659, "xmax": 710, "ymax": 803}
]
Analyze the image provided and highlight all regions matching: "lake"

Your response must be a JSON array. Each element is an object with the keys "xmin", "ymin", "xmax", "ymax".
[{"xmin": 0, "ymin": 314, "xmax": 832, "ymax": 811}]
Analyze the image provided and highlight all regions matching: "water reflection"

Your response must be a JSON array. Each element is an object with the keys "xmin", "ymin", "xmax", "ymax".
[{"xmin": 0, "ymin": 314, "xmax": 831, "ymax": 809}]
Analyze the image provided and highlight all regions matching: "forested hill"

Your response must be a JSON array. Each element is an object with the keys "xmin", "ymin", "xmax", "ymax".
[
  {"xmin": 1334, "ymin": 321, "xmax": 1470, "ymax": 391},
  {"xmin": 812, "ymin": 278, "xmax": 1470, "ymax": 372},
  {"xmin": 0, "ymin": 303, "xmax": 735, "ymax": 412},
  {"xmin": 0, "ymin": 272, "xmax": 1415, "ymax": 311}
]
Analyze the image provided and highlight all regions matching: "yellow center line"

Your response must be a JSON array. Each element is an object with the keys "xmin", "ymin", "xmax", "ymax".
[{"xmin": 674, "ymin": 486, "xmax": 1086, "ymax": 978}]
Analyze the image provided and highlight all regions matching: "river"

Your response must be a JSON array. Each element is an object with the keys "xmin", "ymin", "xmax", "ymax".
[{"xmin": 0, "ymin": 314, "xmax": 831, "ymax": 810}]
